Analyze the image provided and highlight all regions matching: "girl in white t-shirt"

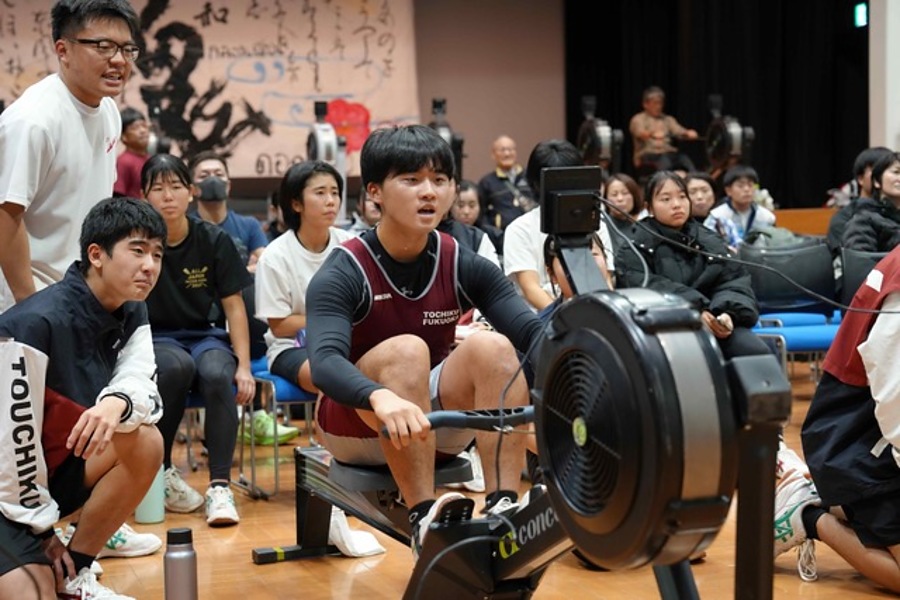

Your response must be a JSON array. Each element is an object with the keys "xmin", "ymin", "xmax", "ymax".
[{"xmin": 255, "ymin": 161, "xmax": 353, "ymax": 391}]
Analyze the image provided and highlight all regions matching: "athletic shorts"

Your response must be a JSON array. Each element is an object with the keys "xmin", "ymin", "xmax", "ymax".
[
  {"xmin": 0, "ymin": 515, "xmax": 50, "ymax": 575},
  {"xmin": 843, "ymin": 493, "xmax": 900, "ymax": 548},
  {"xmin": 0, "ymin": 453, "xmax": 89, "ymax": 576},
  {"xmin": 270, "ymin": 347, "xmax": 311, "ymax": 391},
  {"xmin": 316, "ymin": 360, "xmax": 474, "ymax": 465}
]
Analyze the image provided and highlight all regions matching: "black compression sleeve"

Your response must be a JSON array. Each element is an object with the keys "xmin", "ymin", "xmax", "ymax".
[{"xmin": 456, "ymin": 249, "xmax": 545, "ymax": 360}]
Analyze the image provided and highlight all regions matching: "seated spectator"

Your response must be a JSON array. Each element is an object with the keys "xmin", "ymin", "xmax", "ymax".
[
  {"xmin": 0, "ymin": 197, "xmax": 164, "ymax": 599},
  {"xmin": 685, "ymin": 171, "xmax": 719, "ymax": 222},
  {"xmin": 603, "ymin": 173, "xmax": 644, "ymax": 254},
  {"xmin": 478, "ymin": 135, "xmax": 535, "ymax": 231},
  {"xmin": 826, "ymin": 147, "xmax": 894, "ymax": 255},
  {"xmin": 770, "ymin": 246, "xmax": 900, "ymax": 593},
  {"xmin": 306, "ymin": 125, "xmax": 543, "ymax": 558},
  {"xmin": 189, "ymin": 152, "xmax": 267, "ymax": 272},
  {"xmin": 539, "ymin": 233, "xmax": 613, "ymax": 321},
  {"xmin": 842, "ymin": 151, "xmax": 900, "ymax": 253},
  {"xmin": 704, "ymin": 165, "xmax": 776, "ymax": 248},
  {"xmin": 503, "ymin": 140, "xmax": 614, "ymax": 311},
  {"xmin": 617, "ymin": 171, "xmax": 770, "ymax": 359},
  {"xmin": 450, "ymin": 179, "xmax": 480, "ymax": 227},
  {"xmin": 347, "ymin": 186, "xmax": 382, "ymax": 235},
  {"xmin": 263, "ymin": 189, "xmax": 287, "ymax": 243},
  {"xmin": 188, "ymin": 152, "xmax": 286, "ymax": 443},
  {"xmin": 452, "ymin": 179, "xmax": 503, "ymax": 258},
  {"xmin": 140, "ymin": 154, "xmax": 255, "ymax": 527},
  {"xmin": 686, "ymin": 171, "xmax": 739, "ymax": 248},
  {"xmin": 629, "ymin": 86, "xmax": 698, "ymax": 178},
  {"xmin": 255, "ymin": 160, "xmax": 353, "ymax": 395},
  {"xmin": 438, "ymin": 181, "xmax": 500, "ymax": 268},
  {"xmin": 113, "ymin": 107, "xmax": 150, "ymax": 199}
]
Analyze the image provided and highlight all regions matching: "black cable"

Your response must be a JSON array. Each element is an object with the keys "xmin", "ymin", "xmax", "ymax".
[
  {"xmin": 594, "ymin": 192, "xmax": 900, "ymax": 316},
  {"xmin": 490, "ymin": 323, "xmax": 548, "ymax": 510},
  {"xmin": 598, "ymin": 208, "xmax": 649, "ymax": 288},
  {"xmin": 412, "ymin": 533, "xmax": 506, "ymax": 600}
]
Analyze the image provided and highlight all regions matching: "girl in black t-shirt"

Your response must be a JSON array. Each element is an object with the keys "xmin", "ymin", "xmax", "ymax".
[{"xmin": 141, "ymin": 154, "xmax": 254, "ymax": 527}]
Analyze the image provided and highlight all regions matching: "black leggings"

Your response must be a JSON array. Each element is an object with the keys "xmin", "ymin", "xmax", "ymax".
[{"xmin": 155, "ymin": 344, "xmax": 238, "ymax": 482}]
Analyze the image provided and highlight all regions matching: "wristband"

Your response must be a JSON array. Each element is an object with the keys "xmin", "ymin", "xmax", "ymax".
[{"xmin": 105, "ymin": 391, "xmax": 134, "ymax": 423}]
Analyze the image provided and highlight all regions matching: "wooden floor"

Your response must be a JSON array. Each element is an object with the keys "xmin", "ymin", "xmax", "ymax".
[{"xmin": 90, "ymin": 363, "xmax": 895, "ymax": 599}]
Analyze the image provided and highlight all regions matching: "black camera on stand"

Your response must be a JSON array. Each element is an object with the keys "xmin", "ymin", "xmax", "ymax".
[
  {"xmin": 539, "ymin": 165, "xmax": 608, "ymax": 295},
  {"xmin": 428, "ymin": 98, "xmax": 465, "ymax": 180}
]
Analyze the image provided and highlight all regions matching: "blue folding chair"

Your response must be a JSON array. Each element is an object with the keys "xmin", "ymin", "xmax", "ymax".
[
  {"xmin": 246, "ymin": 356, "xmax": 318, "ymax": 496},
  {"xmin": 753, "ymin": 323, "xmax": 839, "ymax": 380}
]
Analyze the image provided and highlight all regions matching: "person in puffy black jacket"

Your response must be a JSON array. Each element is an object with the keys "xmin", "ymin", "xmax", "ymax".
[
  {"xmin": 615, "ymin": 170, "xmax": 770, "ymax": 358},
  {"xmin": 842, "ymin": 151, "xmax": 900, "ymax": 253}
]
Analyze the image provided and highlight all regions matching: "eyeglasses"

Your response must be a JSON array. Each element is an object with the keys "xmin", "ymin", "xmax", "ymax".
[{"xmin": 67, "ymin": 38, "xmax": 140, "ymax": 62}]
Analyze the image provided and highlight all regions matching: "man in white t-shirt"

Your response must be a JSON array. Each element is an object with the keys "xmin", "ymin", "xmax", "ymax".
[
  {"xmin": 0, "ymin": 0, "xmax": 163, "ymax": 577},
  {"xmin": 503, "ymin": 139, "xmax": 614, "ymax": 311},
  {"xmin": 0, "ymin": 0, "xmax": 138, "ymax": 313}
]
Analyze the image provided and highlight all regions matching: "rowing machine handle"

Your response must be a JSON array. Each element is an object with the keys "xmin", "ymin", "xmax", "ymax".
[{"xmin": 380, "ymin": 406, "xmax": 534, "ymax": 437}]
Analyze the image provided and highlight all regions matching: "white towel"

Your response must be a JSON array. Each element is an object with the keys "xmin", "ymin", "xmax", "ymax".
[{"xmin": 328, "ymin": 507, "xmax": 386, "ymax": 557}]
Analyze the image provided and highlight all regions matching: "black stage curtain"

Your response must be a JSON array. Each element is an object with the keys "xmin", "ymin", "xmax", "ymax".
[{"xmin": 565, "ymin": 0, "xmax": 868, "ymax": 208}]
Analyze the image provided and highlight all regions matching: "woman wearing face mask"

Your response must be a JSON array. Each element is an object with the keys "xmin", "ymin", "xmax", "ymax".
[{"xmin": 615, "ymin": 171, "xmax": 769, "ymax": 358}]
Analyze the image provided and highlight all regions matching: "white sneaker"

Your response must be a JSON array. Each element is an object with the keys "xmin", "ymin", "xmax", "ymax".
[
  {"xmin": 774, "ymin": 474, "xmax": 821, "ymax": 581},
  {"xmin": 164, "ymin": 466, "xmax": 204, "ymax": 513},
  {"xmin": 462, "ymin": 448, "xmax": 486, "ymax": 492},
  {"xmin": 445, "ymin": 448, "xmax": 486, "ymax": 492},
  {"xmin": 97, "ymin": 523, "xmax": 162, "ymax": 559},
  {"xmin": 411, "ymin": 491, "xmax": 468, "ymax": 560},
  {"xmin": 777, "ymin": 439, "xmax": 811, "ymax": 484},
  {"xmin": 205, "ymin": 486, "xmax": 240, "ymax": 526},
  {"xmin": 484, "ymin": 495, "xmax": 519, "ymax": 518},
  {"xmin": 520, "ymin": 483, "xmax": 547, "ymax": 508},
  {"xmin": 58, "ymin": 567, "xmax": 134, "ymax": 599}
]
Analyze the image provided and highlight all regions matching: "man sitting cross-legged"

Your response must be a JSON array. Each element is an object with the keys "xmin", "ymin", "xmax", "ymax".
[
  {"xmin": 306, "ymin": 125, "xmax": 545, "ymax": 556},
  {"xmin": 0, "ymin": 197, "xmax": 165, "ymax": 599}
]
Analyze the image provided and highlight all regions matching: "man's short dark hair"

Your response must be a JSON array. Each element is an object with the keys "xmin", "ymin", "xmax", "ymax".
[
  {"xmin": 79, "ymin": 197, "xmax": 166, "ymax": 273},
  {"xmin": 525, "ymin": 139, "xmax": 583, "ymax": 198},
  {"xmin": 870, "ymin": 151, "xmax": 900, "ymax": 201},
  {"xmin": 852, "ymin": 146, "xmax": 893, "ymax": 179},
  {"xmin": 360, "ymin": 125, "xmax": 455, "ymax": 189},
  {"xmin": 642, "ymin": 86, "xmax": 665, "ymax": 102},
  {"xmin": 723, "ymin": 164, "xmax": 759, "ymax": 188},
  {"xmin": 120, "ymin": 107, "xmax": 146, "ymax": 131},
  {"xmin": 52, "ymin": 0, "xmax": 140, "ymax": 42},
  {"xmin": 279, "ymin": 160, "xmax": 344, "ymax": 232},
  {"xmin": 188, "ymin": 150, "xmax": 230, "ymax": 178}
]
